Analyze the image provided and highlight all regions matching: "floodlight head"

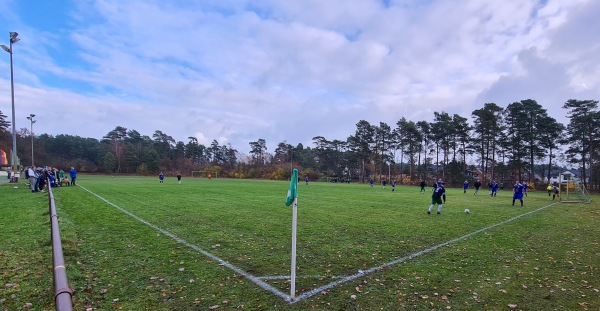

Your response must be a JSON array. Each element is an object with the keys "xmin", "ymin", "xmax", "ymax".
[
  {"xmin": 9, "ymin": 32, "xmax": 19, "ymax": 43},
  {"xmin": 29, "ymin": 114, "xmax": 35, "ymax": 118},
  {"xmin": 0, "ymin": 45, "xmax": 10, "ymax": 53}
]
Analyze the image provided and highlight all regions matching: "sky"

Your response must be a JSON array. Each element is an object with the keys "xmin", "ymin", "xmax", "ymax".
[{"xmin": 0, "ymin": 0, "xmax": 598, "ymax": 155}]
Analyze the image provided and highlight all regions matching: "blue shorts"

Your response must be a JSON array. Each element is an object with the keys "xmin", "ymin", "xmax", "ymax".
[{"xmin": 513, "ymin": 193, "xmax": 523, "ymax": 200}]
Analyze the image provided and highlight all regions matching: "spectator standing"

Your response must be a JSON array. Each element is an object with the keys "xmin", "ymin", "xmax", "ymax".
[
  {"xmin": 27, "ymin": 166, "xmax": 37, "ymax": 192},
  {"xmin": 38, "ymin": 167, "xmax": 47, "ymax": 192},
  {"xmin": 69, "ymin": 167, "xmax": 78, "ymax": 186},
  {"xmin": 59, "ymin": 169, "xmax": 65, "ymax": 183}
]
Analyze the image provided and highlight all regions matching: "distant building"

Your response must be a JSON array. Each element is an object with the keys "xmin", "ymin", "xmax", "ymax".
[{"xmin": 549, "ymin": 171, "xmax": 581, "ymax": 184}]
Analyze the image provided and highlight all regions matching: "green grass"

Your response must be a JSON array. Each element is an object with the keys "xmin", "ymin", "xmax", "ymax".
[{"xmin": 1, "ymin": 176, "xmax": 599, "ymax": 310}]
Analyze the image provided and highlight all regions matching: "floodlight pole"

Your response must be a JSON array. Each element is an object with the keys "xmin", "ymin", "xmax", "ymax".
[
  {"xmin": 2, "ymin": 32, "xmax": 19, "ymax": 175},
  {"xmin": 27, "ymin": 114, "xmax": 35, "ymax": 166}
]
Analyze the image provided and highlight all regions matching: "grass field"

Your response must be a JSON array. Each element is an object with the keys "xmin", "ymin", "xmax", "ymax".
[{"xmin": 1, "ymin": 175, "xmax": 599, "ymax": 310}]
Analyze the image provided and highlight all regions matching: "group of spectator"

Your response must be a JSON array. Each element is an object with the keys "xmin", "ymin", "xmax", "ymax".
[{"xmin": 25, "ymin": 166, "xmax": 77, "ymax": 193}]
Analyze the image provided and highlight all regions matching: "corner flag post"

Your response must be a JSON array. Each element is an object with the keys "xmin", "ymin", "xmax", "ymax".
[
  {"xmin": 290, "ymin": 194, "xmax": 298, "ymax": 300},
  {"xmin": 285, "ymin": 168, "xmax": 299, "ymax": 301}
]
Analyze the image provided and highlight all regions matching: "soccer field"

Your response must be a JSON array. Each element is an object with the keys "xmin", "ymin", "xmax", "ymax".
[{"xmin": 2, "ymin": 175, "xmax": 599, "ymax": 310}]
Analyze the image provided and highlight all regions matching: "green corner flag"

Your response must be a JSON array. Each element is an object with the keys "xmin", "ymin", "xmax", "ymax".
[{"xmin": 286, "ymin": 168, "xmax": 298, "ymax": 206}]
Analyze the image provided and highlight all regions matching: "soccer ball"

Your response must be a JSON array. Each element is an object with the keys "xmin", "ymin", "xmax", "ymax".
[
  {"xmin": 13, "ymin": 186, "xmax": 18, "ymax": 189},
  {"xmin": 464, "ymin": 208, "xmax": 470, "ymax": 214}
]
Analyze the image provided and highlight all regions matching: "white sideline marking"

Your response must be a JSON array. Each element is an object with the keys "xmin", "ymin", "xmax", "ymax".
[
  {"xmin": 78, "ymin": 185, "xmax": 291, "ymax": 301},
  {"xmin": 79, "ymin": 185, "xmax": 558, "ymax": 304},
  {"xmin": 290, "ymin": 202, "xmax": 560, "ymax": 303},
  {"xmin": 258, "ymin": 275, "xmax": 344, "ymax": 281}
]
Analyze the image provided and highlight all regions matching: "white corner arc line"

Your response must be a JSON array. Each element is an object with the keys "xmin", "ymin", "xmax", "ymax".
[{"xmin": 78, "ymin": 185, "xmax": 292, "ymax": 302}]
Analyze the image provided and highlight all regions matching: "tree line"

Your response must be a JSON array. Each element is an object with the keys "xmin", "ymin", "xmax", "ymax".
[{"xmin": 0, "ymin": 99, "xmax": 598, "ymax": 190}]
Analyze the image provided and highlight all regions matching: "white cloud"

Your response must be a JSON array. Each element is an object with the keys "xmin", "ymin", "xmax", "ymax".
[
  {"xmin": 0, "ymin": 0, "xmax": 596, "ymax": 154},
  {"xmin": 477, "ymin": 0, "xmax": 600, "ymax": 123}
]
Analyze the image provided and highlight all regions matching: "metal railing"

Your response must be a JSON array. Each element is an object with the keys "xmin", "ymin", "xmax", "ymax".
[{"xmin": 47, "ymin": 185, "xmax": 74, "ymax": 311}]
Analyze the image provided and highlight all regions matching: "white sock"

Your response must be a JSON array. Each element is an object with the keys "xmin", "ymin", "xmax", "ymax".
[{"xmin": 438, "ymin": 205, "xmax": 443, "ymax": 213}]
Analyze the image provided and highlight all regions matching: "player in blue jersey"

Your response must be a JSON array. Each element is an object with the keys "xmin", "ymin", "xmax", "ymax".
[
  {"xmin": 512, "ymin": 181, "xmax": 524, "ymax": 206},
  {"xmin": 463, "ymin": 180, "xmax": 469, "ymax": 194},
  {"xmin": 490, "ymin": 180, "xmax": 498, "ymax": 197},
  {"xmin": 159, "ymin": 172, "xmax": 164, "ymax": 183},
  {"xmin": 428, "ymin": 181, "xmax": 446, "ymax": 215},
  {"xmin": 523, "ymin": 182, "xmax": 528, "ymax": 197}
]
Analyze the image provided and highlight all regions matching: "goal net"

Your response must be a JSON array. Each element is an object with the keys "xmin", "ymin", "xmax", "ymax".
[
  {"xmin": 559, "ymin": 174, "xmax": 592, "ymax": 203},
  {"xmin": 191, "ymin": 171, "xmax": 218, "ymax": 178}
]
